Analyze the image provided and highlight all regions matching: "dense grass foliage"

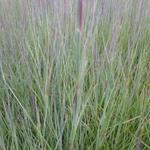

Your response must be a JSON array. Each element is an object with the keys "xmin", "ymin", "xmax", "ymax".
[{"xmin": 0, "ymin": 0, "xmax": 150, "ymax": 149}]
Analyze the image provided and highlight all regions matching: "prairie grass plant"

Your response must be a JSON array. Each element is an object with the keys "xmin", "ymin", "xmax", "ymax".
[{"xmin": 0, "ymin": 0, "xmax": 150, "ymax": 149}]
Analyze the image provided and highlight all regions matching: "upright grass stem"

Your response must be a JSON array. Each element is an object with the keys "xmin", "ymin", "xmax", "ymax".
[
  {"xmin": 64, "ymin": 0, "xmax": 68, "ymax": 24},
  {"xmin": 79, "ymin": 0, "xmax": 83, "ymax": 36},
  {"xmin": 64, "ymin": 0, "xmax": 67, "ymax": 10}
]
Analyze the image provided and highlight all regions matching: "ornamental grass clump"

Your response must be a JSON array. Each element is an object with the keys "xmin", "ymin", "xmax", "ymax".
[{"xmin": 0, "ymin": 0, "xmax": 150, "ymax": 150}]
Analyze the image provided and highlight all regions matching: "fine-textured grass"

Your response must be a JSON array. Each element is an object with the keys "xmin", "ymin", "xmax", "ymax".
[{"xmin": 0, "ymin": 0, "xmax": 150, "ymax": 149}]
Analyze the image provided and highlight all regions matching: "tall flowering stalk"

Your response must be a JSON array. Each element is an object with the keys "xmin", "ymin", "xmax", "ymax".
[
  {"xmin": 37, "ymin": 0, "xmax": 48, "ymax": 9},
  {"xmin": 37, "ymin": 0, "xmax": 44, "ymax": 8},
  {"xmin": 64, "ymin": 0, "xmax": 67, "ymax": 19},
  {"xmin": 79, "ymin": 0, "xmax": 83, "ymax": 35},
  {"xmin": 64, "ymin": 0, "xmax": 67, "ymax": 10}
]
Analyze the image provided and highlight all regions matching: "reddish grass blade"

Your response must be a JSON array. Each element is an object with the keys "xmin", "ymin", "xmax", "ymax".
[
  {"xmin": 64, "ymin": 0, "xmax": 68, "ymax": 19},
  {"xmin": 64, "ymin": 0, "xmax": 67, "ymax": 10},
  {"xmin": 79, "ymin": 0, "xmax": 83, "ymax": 35}
]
